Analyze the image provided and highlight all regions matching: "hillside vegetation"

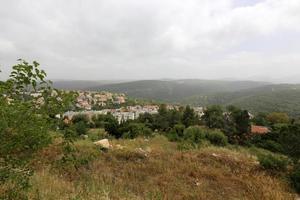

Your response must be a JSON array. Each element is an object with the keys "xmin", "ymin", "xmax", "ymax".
[
  {"xmin": 52, "ymin": 80, "xmax": 129, "ymax": 90},
  {"xmin": 89, "ymin": 79, "xmax": 268, "ymax": 102},
  {"xmin": 1, "ymin": 60, "xmax": 299, "ymax": 200},
  {"xmin": 88, "ymin": 80, "xmax": 300, "ymax": 117},
  {"xmin": 182, "ymin": 84, "xmax": 300, "ymax": 117},
  {"xmin": 28, "ymin": 135, "xmax": 295, "ymax": 200}
]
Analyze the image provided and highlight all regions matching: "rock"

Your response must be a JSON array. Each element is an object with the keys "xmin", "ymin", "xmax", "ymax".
[
  {"xmin": 136, "ymin": 147, "xmax": 145, "ymax": 153},
  {"xmin": 94, "ymin": 139, "xmax": 111, "ymax": 149},
  {"xmin": 212, "ymin": 153, "xmax": 220, "ymax": 158},
  {"xmin": 80, "ymin": 134, "xmax": 89, "ymax": 139}
]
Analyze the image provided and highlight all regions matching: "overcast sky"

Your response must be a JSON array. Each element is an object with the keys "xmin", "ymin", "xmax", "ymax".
[{"xmin": 0, "ymin": 0, "xmax": 300, "ymax": 82}]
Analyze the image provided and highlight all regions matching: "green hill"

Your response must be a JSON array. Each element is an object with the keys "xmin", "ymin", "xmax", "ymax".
[
  {"xmin": 52, "ymin": 80, "xmax": 130, "ymax": 90},
  {"xmin": 182, "ymin": 84, "xmax": 300, "ymax": 117},
  {"xmin": 89, "ymin": 79, "xmax": 269, "ymax": 102},
  {"xmin": 87, "ymin": 80, "xmax": 300, "ymax": 117}
]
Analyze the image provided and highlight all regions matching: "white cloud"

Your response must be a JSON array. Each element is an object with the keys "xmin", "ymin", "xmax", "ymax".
[{"xmin": 0, "ymin": 0, "xmax": 300, "ymax": 81}]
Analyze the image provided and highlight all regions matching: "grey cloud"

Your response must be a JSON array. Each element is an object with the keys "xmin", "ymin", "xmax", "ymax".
[{"xmin": 0, "ymin": 0, "xmax": 300, "ymax": 81}]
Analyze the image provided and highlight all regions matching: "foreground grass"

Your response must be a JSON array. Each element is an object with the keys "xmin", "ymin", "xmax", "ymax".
[{"xmin": 28, "ymin": 135, "xmax": 295, "ymax": 200}]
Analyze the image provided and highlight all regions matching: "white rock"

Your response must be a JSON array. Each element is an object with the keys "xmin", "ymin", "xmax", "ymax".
[{"xmin": 94, "ymin": 139, "xmax": 111, "ymax": 149}]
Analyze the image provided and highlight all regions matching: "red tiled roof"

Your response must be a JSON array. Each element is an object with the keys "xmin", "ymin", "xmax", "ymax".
[{"xmin": 251, "ymin": 125, "xmax": 270, "ymax": 135}]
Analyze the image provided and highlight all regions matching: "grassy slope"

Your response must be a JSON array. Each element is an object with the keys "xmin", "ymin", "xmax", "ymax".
[{"xmin": 28, "ymin": 134, "xmax": 295, "ymax": 200}]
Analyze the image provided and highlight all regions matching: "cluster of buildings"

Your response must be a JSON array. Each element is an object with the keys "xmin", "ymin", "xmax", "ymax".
[
  {"xmin": 64, "ymin": 105, "xmax": 160, "ymax": 123},
  {"xmin": 64, "ymin": 105, "xmax": 205, "ymax": 124},
  {"xmin": 75, "ymin": 91, "xmax": 126, "ymax": 110}
]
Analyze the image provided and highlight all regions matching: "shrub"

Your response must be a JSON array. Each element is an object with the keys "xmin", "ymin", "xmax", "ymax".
[
  {"xmin": 167, "ymin": 124, "xmax": 185, "ymax": 142},
  {"xmin": 177, "ymin": 141, "xmax": 197, "ymax": 151},
  {"xmin": 72, "ymin": 114, "xmax": 89, "ymax": 125},
  {"xmin": 121, "ymin": 123, "xmax": 153, "ymax": 139},
  {"xmin": 183, "ymin": 126, "xmax": 206, "ymax": 143},
  {"xmin": 257, "ymin": 140, "xmax": 283, "ymax": 153},
  {"xmin": 206, "ymin": 130, "xmax": 228, "ymax": 146},
  {"xmin": 75, "ymin": 121, "xmax": 87, "ymax": 136},
  {"xmin": 87, "ymin": 129, "xmax": 107, "ymax": 141},
  {"xmin": 258, "ymin": 154, "xmax": 289, "ymax": 172},
  {"xmin": 291, "ymin": 165, "xmax": 300, "ymax": 193}
]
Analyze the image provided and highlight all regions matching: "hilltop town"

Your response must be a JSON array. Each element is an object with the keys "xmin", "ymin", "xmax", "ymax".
[
  {"xmin": 66, "ymin": 91, "xmax": 205, "ymax": 123},
  {"xmin": 75, "ymin": 91, "xmax": 126, "ymax": 110}
]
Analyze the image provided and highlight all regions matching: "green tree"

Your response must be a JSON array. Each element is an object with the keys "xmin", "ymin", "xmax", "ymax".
[
  {"xmin": 167, "ymin": 124, "xmax": 185, "ymax": 141},
  {"xmin": 202, "ymin": 105, "xmax": 224, "ymax": 129},
  {"xmin": 266, "ymin": 112, "xmax": 290, "ymax": 124},
  {"xmin": 252, "ymin": 112, "xmax": 269, "ymax": 126},
  {"xmin": 224, "ymin": 106, "xmax": 250, "ymax": 144},
  {"xmin": 277, "ymin": 124, "xmax": 300, "ymax": 160},
  {"xmin": 104, "ymin": 114, "xmax": 121, "ymax": 138},
  {"xmin": 182, "ymin": 105, "xmax": 198, "ymax": 127},
  {"xmin": 0, "ymin": 60, "xmax": 54, "ymax": 199}
]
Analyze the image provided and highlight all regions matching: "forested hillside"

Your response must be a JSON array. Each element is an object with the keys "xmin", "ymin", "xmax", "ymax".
[
  {"xmin": 89, "ymin": 79, "xmax": 268, "ymax": 102},
  {"xmin": 89, "ymin": 80, "xmax": 300, "ymax": 117},
  {"xmin": 52, "ymin": 80, "xmax": 128, "ymax": 90},
  {"xmin": 182, "ymin": 84, "xmax": 300, "ymax": 117}
]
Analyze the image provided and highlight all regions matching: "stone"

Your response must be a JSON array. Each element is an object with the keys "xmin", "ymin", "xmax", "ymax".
[{"xmin": 94, "ymin": 139, "xmax": 111, "ymax": 149}]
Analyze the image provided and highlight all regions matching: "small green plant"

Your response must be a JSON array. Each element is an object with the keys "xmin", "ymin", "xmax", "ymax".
[
  {"xmin": 258, "ymin": 154, "xmax": 289, "ymax": 172},
  {"xmin": 177, "ymin": 141, "xmax": 198, "ymax": 151},
  {"xmin": 87, "ymin": 129, "xmax": 107, "ymax": 141}
]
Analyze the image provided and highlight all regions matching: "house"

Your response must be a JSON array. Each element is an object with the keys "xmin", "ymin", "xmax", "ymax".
[{"xmin": 251, "ymin": 125, "xmax": 270, "ymax": 135}]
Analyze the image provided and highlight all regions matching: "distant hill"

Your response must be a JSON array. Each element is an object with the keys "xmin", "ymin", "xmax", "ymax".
[
  {"xmin": 182, "ymin": 84, "xmax": 300, "ymax": 117},
  {"xmin": 89, "ymin": 79, "xmax": 269, "ymax": 102},
  {"xmin": 52, "ymin": 80, "xmax": 130, "ymax": 90},
  {"xmin": 87, "ymin": 80, "xmax": 300, "ymax": 117}
]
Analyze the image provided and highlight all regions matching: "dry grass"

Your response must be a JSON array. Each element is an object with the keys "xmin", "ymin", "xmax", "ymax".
[{"xmin": 28, "ymin": 135, "xmax": 296, "ymax": 200}]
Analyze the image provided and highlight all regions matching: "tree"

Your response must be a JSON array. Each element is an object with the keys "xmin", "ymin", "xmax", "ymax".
[
  {"xmin": 182, "ymin": 105, "xmax": 198, "ymax": 127},
  {"xmin": 277, "ymin": 124, "xmax": 300, "ymax": 160},
  {"xmin": 202, "ymin": 105, "xmax": 224, "ymax": 129},
  {"xmin": 119, "ymin": 122, "xmax": 152, "ymax": 139},
  {"xmin": 252, "ymin": 112, "xmax": 268, "ymax": 126},
  {"xmin": 0, "ymin": 60, "xmax": 54, "ymax": 199},
  {"xmin": 266, "ymin": 112, "xmax": 290, "ymax": 124},
  {"xmin": 168, "ymin": 109, "xmax": 183, "ymax": 128},
  {"xmin": 167, "ymin": 124, "xmax": 185, "ymax": 141},
  {"xmin": 224, "ymin": 106, "xmax": 250, "ymax": 144},
  {"xmin": 104, "ymin": 114, "xmax": 121, "ymax": 138}
]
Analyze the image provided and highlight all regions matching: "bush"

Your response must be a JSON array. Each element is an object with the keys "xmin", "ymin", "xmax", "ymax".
[
  {"xmin": 75, "ymin": 121, "xmax": 87, "ymax": 136},
  {"xmin": 206, "ymin": 130, "xmax": 228, "ymax": 146},
  {"xmin": 291, "ymin": 165, "xmax": 300, "ymax": 193},
  {"xmin": 72, "ymin": 114, "xmax": 89, "ymax": 124},
  {"xmin": 258, "ymin": 154, "xmax": 289, "ymax": 172},
  {"xmin": 167, "ymin": 124, "xmax": 185, "ymax": 142},
  {"xmin": 257, "ymin": 140, "xmax": 283, "ymax": 153},
  {"xmin": 87, "ymin": 129, "xmax": 107, "ymax": 141},
  {"xmin": 121, "ymin": 123, "xmax": 153, "ymax": 139},
  {"xmin": 177, "ymin": 141, "xmax": 197, "ymax": 151},
  {"xmin": 183, "ymin": 126, "xmax": 206, "ymax": 143}
]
